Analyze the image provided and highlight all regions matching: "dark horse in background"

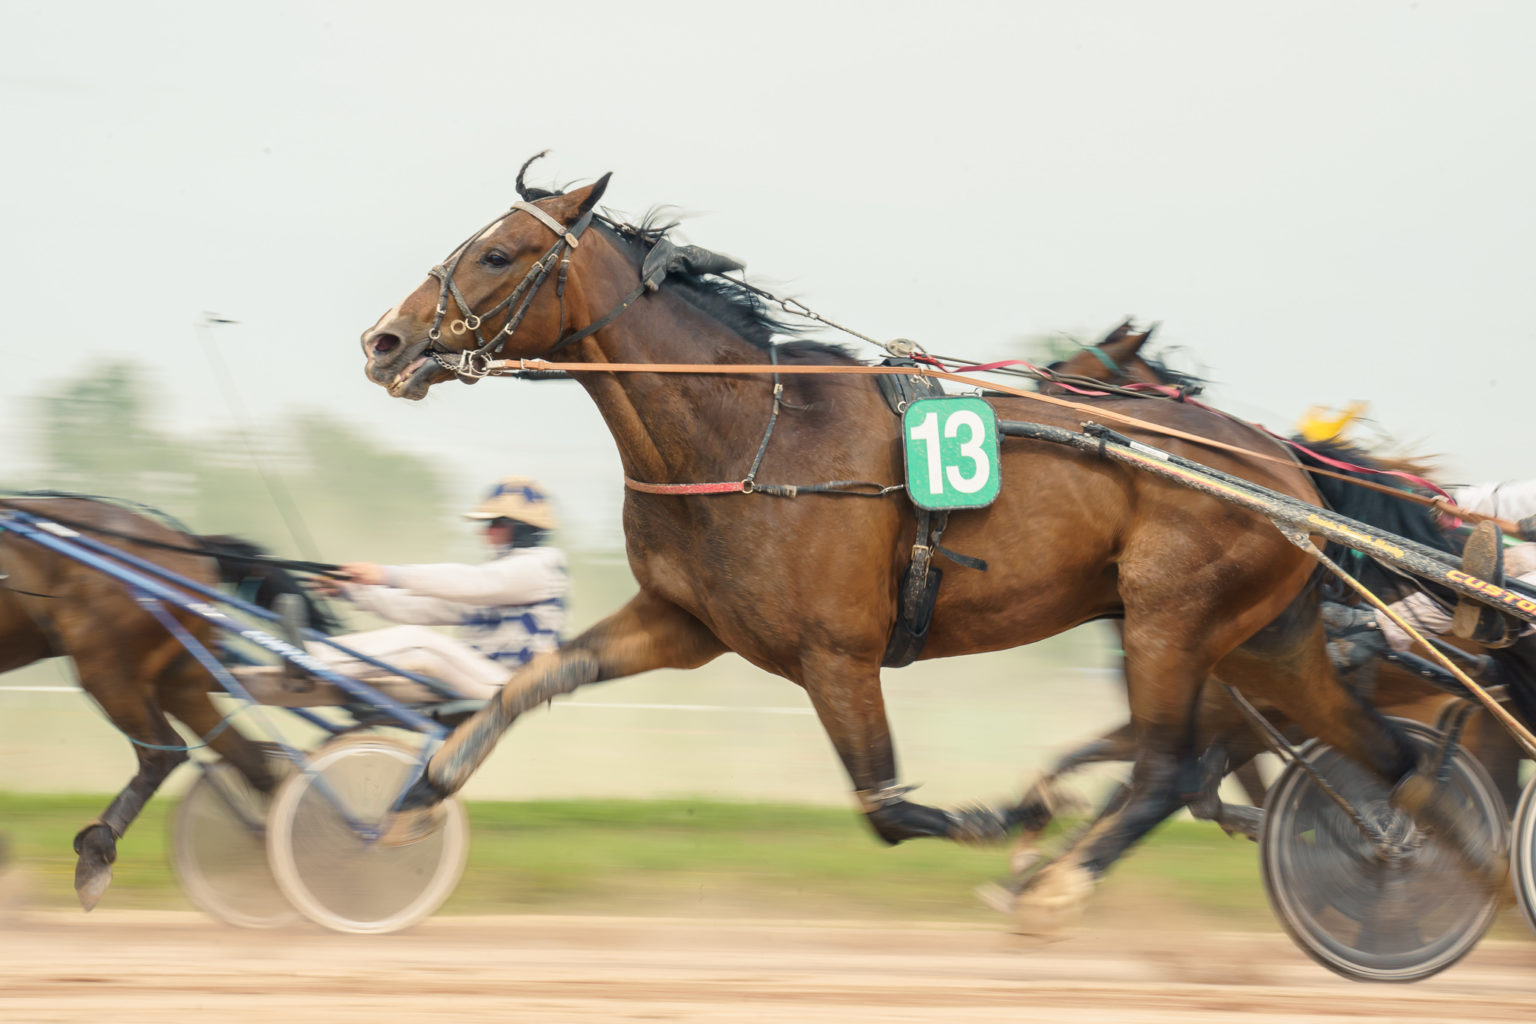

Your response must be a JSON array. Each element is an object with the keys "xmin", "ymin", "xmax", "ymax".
[
  {"xmin": 997, "ymin": 325, "xmax": 1531, "ymax": 862},
  {"xmin": 355, "ymin": 162, "xmax": 1508, "ymax": 930},
  {"xmin": 0, "ymin": 494, "xmax": 333, "ymax": 908}
]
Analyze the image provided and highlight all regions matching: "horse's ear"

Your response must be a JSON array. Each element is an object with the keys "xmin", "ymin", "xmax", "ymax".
[
  {"xmin": 1102, "ymin": 318, "xmax": 1153, "ymax": 358},
  {"xmin": 546, "ymin": 172, "xmax": 612, "ymax": 224},
  {"xmin": 577, "ymin": 172, "xmax": 611, "ymax": 216},
  {"xmin": 1099, "ymin": 319, "xmax": 1135, "ymax": 347}
]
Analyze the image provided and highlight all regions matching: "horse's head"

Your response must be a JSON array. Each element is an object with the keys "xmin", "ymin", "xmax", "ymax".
[
  {"xmin": 360, "ymin": 162, "xmax": 611, "ymax": 401},
  {"xmin": 1043, "ymin": 320, "xmax": 1207, "ymax": 397},
  {"xmin": 1046, "ymin": 320, "xmax": 1163, "ymax": 387}
]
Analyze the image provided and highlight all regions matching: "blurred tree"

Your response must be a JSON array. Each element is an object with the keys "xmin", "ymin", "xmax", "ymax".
[
  {"xmin": 25, "ymin": 361, "xmax": 456, "ymax": 565},
  {"xmin": 34, "ymin": 362, "xmax": 200, "ymax": 500}
]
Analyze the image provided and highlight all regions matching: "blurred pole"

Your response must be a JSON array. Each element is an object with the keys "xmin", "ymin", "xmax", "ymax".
[{"xmin": 195, "ymin": 313, "xmax": 323, "ymax": 560}]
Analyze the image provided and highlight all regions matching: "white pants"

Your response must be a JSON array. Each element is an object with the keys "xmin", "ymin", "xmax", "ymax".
[
  {"xmin": 1379, "ymin": 543, "xmax": 1536, "ymax": 652},
  {"xmin": 309, "ymin": 625, "xmax": 510, "ymax": 700}
]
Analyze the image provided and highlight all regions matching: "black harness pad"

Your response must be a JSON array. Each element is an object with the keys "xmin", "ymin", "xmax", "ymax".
[
  {"xmin": 879, "ymin": 361, "xmax": 952, "ymax": 668},
  {"xmin": 640, "ymin": 239, "xmax": 745, "ymax": 292},
  {"xmin": 874, "ymin": 357, "xmax": 945, "ymax": 413}
]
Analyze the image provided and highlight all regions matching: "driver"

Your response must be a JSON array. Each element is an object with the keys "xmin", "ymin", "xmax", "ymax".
[
  {"xmin": 1325, "ymin": 479, "xmax": 1536, "ymax": 725},
  {"xmin": 309, "ymin": 477, "xmax": 568, "ymax": 698}
]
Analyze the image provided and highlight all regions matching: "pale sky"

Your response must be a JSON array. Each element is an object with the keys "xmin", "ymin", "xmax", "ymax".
[{"xmin": 4, "ymin": 0, "xmax": 1532, "ymax": 547}]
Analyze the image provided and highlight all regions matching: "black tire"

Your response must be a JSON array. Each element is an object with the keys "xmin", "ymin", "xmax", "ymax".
[
  {"xmin": 1511, "ymin": 775, "xmax": 1536, "ymax": 939},
  {"xmin": 1259, "ymin": 719, "xmax": 1506, "ymax": 982}
]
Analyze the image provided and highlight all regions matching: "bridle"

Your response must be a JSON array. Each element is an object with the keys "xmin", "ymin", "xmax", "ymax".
[
  {"xmin": 425, "ymin": 200, "xmax": 600, "ymax": 379},
  {"xmin": 425, "ymin": 194, "xmax": 732, "ymax": 380}
]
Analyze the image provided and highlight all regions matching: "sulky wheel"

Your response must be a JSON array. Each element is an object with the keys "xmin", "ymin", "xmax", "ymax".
[
  {"xmin": 1259, "ymin": 718, "xmax": 1508, "ymax": 982},
  {"xmin": 171, "ymin": 758, "xmax": 299, "ymax": 929},
  {"xmin": 1513, "ymin": 775, "xmax": 1536, "ymax": 939},
  {"xmin": 265, "ymin": 733, "xmax": 468, "ymax": 934}
]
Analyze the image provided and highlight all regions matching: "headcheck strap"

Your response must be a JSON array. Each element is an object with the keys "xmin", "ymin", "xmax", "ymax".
[{"xmin": 510, "ymin": 201, "xmax": 586, "ymax": 248}]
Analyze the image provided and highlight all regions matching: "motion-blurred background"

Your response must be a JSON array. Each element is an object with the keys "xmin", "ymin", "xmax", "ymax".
[{"xmin": 3, "ymin": 0, "xmax": 1532, "ymax": 806}]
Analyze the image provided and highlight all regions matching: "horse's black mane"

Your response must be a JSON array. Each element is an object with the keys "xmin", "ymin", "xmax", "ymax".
[
  {"xmin": 599, "ymin": 211, "xmax": 860, "ymax": 363},
  {"xmin": 1289, "ymin": 438, "xmax": 1459, "ymax": 598},
  {"xmin": 1138, "ymin": 351, "xmax": 1210, "ymax": 393},
  {"xmin": 513, "ymin": 159, "xmax": 858, "ymax": 363}
]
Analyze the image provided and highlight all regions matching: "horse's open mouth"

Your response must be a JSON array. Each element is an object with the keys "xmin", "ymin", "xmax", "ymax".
[{"xmin": 386, "ymin": 354, "xmax": 440, "ymax": 400}]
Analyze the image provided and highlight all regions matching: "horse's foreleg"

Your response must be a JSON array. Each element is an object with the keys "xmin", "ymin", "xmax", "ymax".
[
  {"xmin": 404, "ymin": 591, "xmax": 724, "ymax": 807},
  {"xmin": 799, "ymin": 657, "xmax": 1016, "ymax": 845}
]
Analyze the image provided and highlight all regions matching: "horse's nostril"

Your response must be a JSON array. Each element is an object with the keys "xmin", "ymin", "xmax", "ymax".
[{"xmin": 371, "ymin": 333, "xmax": 401, "ymax": 356}]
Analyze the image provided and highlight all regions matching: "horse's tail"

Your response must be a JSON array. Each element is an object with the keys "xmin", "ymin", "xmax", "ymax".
[
  {"xmin": 1288, "ymin": 437, "xmax": 1456, "ymax": 594},
  {"xmin": 195, "ymin": 534, "xmax": 343, "ymax": 634}
]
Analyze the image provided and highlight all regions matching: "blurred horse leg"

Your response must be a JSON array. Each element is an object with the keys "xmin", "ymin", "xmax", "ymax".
[
  {"xmin": 155, "ymin": 651, "xmax": 279, "ymax": 795},
  {"xmin": 796, "ymin": 648, "xmax": 1028, "ymax": 845},
  {"xmin": 1217, "ymin": 611, "xmax": 1506, "ymax": 883},
  {"xmin": 68, "ymin": 638, "xmax": 190, "ymax": 910},
  {"xmin": 1008, "ymin": 621, "xmax": 1216, "ymax": 933},
  {"xmin": 1005, "ymin": 723, "xmax": 1133, "ymax": 873},
  {"xmin": 407, "ymin": 591, "xmax": 726, "ymax": 805}
]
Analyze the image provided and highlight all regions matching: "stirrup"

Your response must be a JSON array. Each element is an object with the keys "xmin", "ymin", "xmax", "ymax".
[{"xmin": 1451, "ymin": 521, "xmax": 1516, "ymax": 647}]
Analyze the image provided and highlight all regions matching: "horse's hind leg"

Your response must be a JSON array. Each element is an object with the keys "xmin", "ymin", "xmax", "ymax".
[
  {"xmin": 70, "ymin": 645, "xmax": 190, "ymax": 910},
  {"xmin": 156, "ymin": 653, "xmax": 278, "ymax": 794},
  {"xmin": 1220, "ymin": 620, "xmax": 1507, "ymax": 884},
  {"xmin": 1184, "ymin": 739, "xmax": 1264, "ymax": 842},
  {"xmin": 1006, "ymin": 601, "xmax": 1262, "ymax": 934},
  {"xmin": 1005, "ymin": 723, "xmax": 1135, "ymax": 873}
]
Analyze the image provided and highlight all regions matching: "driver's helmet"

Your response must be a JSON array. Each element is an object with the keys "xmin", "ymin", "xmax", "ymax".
[
  {"xmin": 464, "ymin": 477, "xmax": 558, "ymax": 530},
  {"xmin": 1296, "ymin": 401, "xmax": 1368, "ymax": 444}
]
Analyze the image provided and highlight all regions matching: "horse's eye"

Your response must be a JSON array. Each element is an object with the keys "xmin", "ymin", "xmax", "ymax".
[{"xmin": 480, "ymin": 249, "xmax": 511, "ymax": 269}]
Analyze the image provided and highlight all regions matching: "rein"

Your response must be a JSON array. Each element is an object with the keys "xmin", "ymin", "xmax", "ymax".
[
  {"xmin": 420, "ymin": 199, "xmax": 1506, "ymax": 532},
  {"xmin": 0, "ymin": 499, "xmax": 346, "ymax": 578},
  {"xmin": 472, "ymin": 357, "xmax": 1520, "ymax": 532}
]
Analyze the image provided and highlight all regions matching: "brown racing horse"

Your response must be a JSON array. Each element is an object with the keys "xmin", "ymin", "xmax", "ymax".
[
  {"xmin": 1019, "ymin": 325, "xmax": 1528, "ymax": 813},
  {"xmin": 0, "ymin": 495, "xmax": 321, "ymax": 908},
  {"xmin": 357, "ymin": 165, "xmax": 1503, "ymax": 929}
]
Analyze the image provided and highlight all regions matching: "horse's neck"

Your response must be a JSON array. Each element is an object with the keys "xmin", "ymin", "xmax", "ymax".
[{"xmin": 573, "ymin": 291, "xmax": 777, "ymax": 485}]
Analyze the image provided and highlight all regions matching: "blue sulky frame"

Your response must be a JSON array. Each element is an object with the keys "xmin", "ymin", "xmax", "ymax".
[{"xmin": 0, "ymin": 507, "xmax": 459, "ymax": 840}]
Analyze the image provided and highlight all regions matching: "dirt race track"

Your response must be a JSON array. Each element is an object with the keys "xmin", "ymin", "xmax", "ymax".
[{"xmin": 1, "ymin": 912, "xmax": 1534, "ymax": 1023}]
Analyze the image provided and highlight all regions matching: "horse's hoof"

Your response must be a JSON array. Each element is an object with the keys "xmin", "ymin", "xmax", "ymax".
[
  {"xmin": 974, "ymin": 880, "xmax": 1018, "ymax": 916},
  {"xmin": 1218, "ymin": 805, "xmax": 1264, "ymax": 843},
  {"xmin": 1008, "ymin": 841, "xmax": 1043, "ymax": 876},
  {"xmin": 72, "ymin": 824, "xmax": 116, "ymax": 912},
  {"xmin": 379, "ymin": 804, "xmax": 446, "ymax": 848},
  {"xmin": 948, "ymin": 804, "xmax": 1009, "ymax": 844},
  {"xmin": 396, "ymin": 772, "xmax": 448, "ymax": 812},
  {"xmin": 1010, "ymin": 861, "xmax": 1094, "ymax": 937},
  {"xmin": 74, "ymin": 859, "xmax": 113, "ymax": 912}
]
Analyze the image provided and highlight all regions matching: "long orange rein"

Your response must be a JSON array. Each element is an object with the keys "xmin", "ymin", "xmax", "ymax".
[{"xmin": 495, "ymin": 356, "xmax": 1520, "ymax": 536}]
